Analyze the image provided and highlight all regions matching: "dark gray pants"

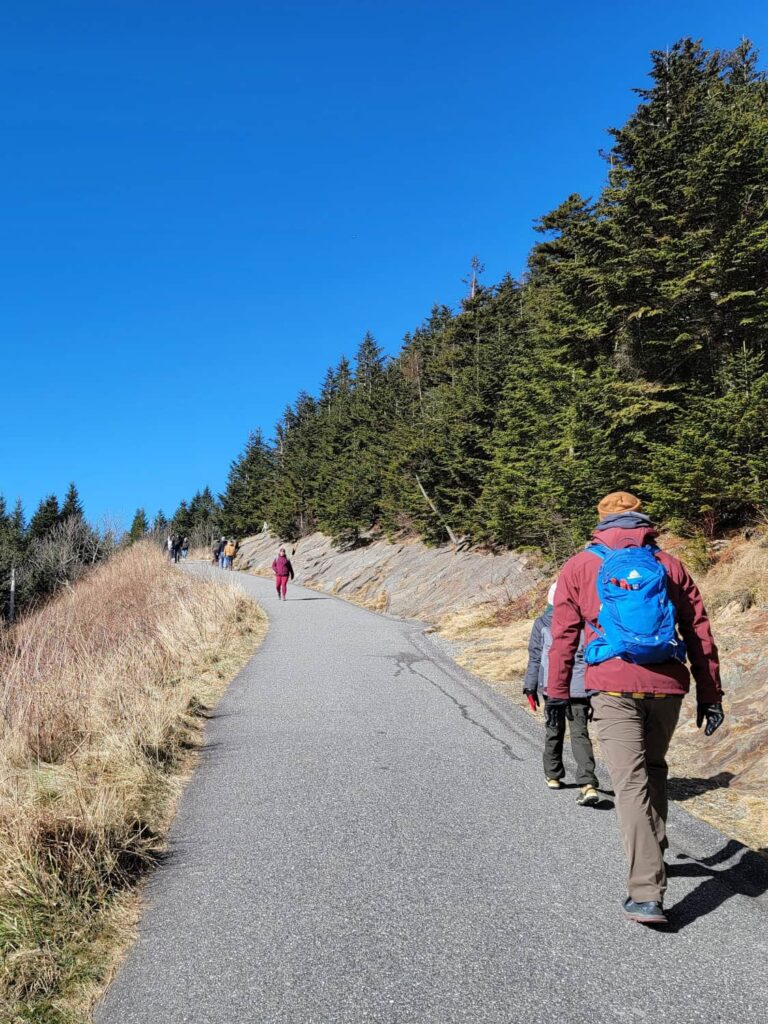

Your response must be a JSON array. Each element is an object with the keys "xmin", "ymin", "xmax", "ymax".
[{"xmin": 543, "ymin": 698, "xmax": 597, "ymax": 787}]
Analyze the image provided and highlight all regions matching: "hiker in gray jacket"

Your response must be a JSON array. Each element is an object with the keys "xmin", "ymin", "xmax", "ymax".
[{"xmin": 523, "ymin": 583, "xmax": 599, "ymax": 806}]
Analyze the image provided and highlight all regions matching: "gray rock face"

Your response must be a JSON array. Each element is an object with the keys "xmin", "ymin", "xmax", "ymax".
[{"xmin": 235, "ymin": 532, "xmax": 542, "ymax": 621}]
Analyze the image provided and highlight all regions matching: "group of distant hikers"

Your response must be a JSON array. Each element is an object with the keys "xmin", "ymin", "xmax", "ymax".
[
  {"xmin": 165, "ymin": 535, "xmax": 189, "ymax": 563},
  {"xmin": 212, "ymin": 537, "xmax": 239, "ymax": 570},
  {"xmin": 523, "ymin": 491, "xmax": 724, "ymax": 926}
]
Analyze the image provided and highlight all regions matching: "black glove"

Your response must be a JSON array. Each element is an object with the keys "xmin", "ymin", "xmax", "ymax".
[
  {"xmin": 586, "ymin": 700, "xmax": 595, "ymax": 722},
  {"xmin": 523, "ymin": 688, "xmax": 540, "ymax": 710},
  {"xmin": 696, "ymin": 702, "xmax": 725, "ymax": 737},
  {"xmin": 544, "ymin": 698, "xmax": 573, "ymax": 730}
]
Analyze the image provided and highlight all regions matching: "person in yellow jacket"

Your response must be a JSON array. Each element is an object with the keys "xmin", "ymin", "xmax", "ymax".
[{"xmin": 223, "ymin": 539, "xmax": 236, "ymax": 570}]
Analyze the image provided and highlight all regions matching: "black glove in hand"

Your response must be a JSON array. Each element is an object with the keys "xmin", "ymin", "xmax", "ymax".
[
  {"xmin": 523, "ymin": 688, "xmax": 540, "ymax": 709},
  {"xmin": 544, "ymin": 698, "xmax": 573, "ymax": 730},
  {"xmin": 696, "ymin": 702, "xmax": 725, "ymax": 737}
]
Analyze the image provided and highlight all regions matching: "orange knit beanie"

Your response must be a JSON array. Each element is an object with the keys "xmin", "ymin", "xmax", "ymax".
[{"xmin": 596, "ymin": 491, "xmax": 643, "ymax": 518}]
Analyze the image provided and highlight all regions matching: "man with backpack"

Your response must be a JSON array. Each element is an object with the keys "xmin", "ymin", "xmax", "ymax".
[
  {"xmin": 547, "ymin": 491, "xmax": 724, "ymax": 926},
  {"xmin": 523, "ymin": 583, "xmax": 600, "ymax": 805}
]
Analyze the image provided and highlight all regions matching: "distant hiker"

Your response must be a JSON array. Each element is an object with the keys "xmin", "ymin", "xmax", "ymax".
[
  {"xmin": 271, "ymin": 546, "xmax": 294, "ymax": 600},
  {"xmin": 216, "ymin": 536, "xmax": 226, "ymax": 569},
  {"xmin": 181, "ymin": 537, "xmax": 189, "ymax": 559},
  {"xmin": 224, "ymin": 539, "xmax": 236, "ymax": 569},
  {"xmin": 172, "ymin": 535, "xmax": 183, "ymax": 563},
  {"xmin": 547, "ymin": 491, "xmax": 724, "ymax": 926},
  {"xmin": 211, "ymin": 541, "xmax": 220, "ymax": 565},
  {"xmin": 166, "ymin": 535, "xmax": 173, "ymax": 560},
  {"xmin": 523, "ymin": 582, "xmax": 599, "ymax": 806}
]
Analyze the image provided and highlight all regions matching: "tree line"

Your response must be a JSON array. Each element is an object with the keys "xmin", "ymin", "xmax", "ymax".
[
  {"xmin": 0, "ymin": 484, "xmax": 109, "ymax": 619},
  {"xmin": 157, "ymin": 40, "xmax": 768, "ymax": 559}
]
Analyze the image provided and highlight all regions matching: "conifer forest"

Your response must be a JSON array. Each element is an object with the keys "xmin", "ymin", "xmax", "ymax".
[{"xmin": 198, "ymin": 42, "xmax": 767, "ymax": 558}]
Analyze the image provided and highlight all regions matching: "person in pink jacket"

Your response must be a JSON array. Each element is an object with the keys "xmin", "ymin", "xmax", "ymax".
[
  {"xmin": 547, "ymin": 491, "xmax": 724, "ymax": 926},
  {"xmin": 271, "ymin": 547, "xmax": 294, "ymax": 601}
]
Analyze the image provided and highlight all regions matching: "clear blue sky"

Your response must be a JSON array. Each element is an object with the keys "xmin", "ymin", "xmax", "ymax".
[{"xmin": 2, "ymin": 1, "xmax": 765, "ymax": 528}]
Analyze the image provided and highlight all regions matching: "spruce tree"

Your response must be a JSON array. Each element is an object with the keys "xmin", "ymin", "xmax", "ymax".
[
  {"xmin": 220, "ymin": 430, "xmax": 275, "ymax": 537},
  {"xmin": 61, "ymin": 482, "xmax": 84, "ymax": 521},
  {"xmin": 10, "ymin": 498, "xmax": 25, "ymax": 548},
  {"xmin": 28, "ymin": 495, "xmax": 61, "ymax": 541},
  {"xmin": 128, "ymin": 508, "xmax": 149, "ymax": 543},
  {"xmin": 171, "ymin": 500, "xmax": 193, "ymax": 539},
  {"xmin": 152, "ymin": 510, "xmax": 169, "ymax": 536}
]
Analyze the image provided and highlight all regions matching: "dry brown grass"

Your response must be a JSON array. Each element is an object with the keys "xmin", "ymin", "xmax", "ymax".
[
  {"xmin": 698, "ymin": 535, "xmax": 768, "ymax": 613},
  {"xmin": 0, "ymin": 543, "xmax": 265, "ymax": 1024}
]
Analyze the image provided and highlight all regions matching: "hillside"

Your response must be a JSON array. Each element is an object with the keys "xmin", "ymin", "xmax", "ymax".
[
  {"xmin": 236, "ymin": 529, "xmax": 768, "ymax": 853},
  {"xmin": 235, "ymin": 530, "xmax": 542, "ymax": 620}
]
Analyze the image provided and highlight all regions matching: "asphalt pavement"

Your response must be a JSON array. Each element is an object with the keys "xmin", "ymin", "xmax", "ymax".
[{"xmin": 96, "ymin": 566, "xmax": 768, "ymax": 1024}]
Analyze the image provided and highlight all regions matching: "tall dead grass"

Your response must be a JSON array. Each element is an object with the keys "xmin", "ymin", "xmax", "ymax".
[
  {"xmin": 697, "ymin": 534, "xmax": 768, "ymax": 613},
  {"xmin": 0, "ymin": 543, "xmax": 264, "ymax": 1024}
]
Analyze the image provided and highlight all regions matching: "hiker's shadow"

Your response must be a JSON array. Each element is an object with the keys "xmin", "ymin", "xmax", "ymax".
[
  {"xmin": 668, "ymin": 771, "xmax": 734, "ymax": 801},
  {"xmin": 666, "ymin": 839, "xmax": 768, "ymax": 931}
]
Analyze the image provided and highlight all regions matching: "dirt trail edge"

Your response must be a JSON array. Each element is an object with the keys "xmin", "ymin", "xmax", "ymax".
[{"xmin": 95, "ymin": 567, "xmax": 768, "ymax": 1024}]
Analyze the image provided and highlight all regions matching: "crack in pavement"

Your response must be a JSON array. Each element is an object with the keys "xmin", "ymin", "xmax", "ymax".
[{"xmin": 387, "ymin": 651, "xmax": 522, "ymax": 762}]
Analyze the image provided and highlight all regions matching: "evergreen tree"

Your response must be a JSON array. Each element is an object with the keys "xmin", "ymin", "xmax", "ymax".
[
  {"xmin": 28, "ymin": 495, "xmax": 61, "ymax": 541},
  {"xmin": 152, "ymin": 510, "xmax": 169, "ymax": 536},
  {"xmin": 10, "ymin": 498, "xmax": 25, "ymax": 548},
  {"xmin": 128, "ymin": 508, "xmax": 149, "ymax": 543},
  {"xmin": 220, "ymin": 431, "xmax": 275, "ymax": 537},
  {"xmin": 61, "ymin": 481, "xmax": 84, "ymax": 521},
  {"xmin": 171, "ymin": 499, "xmax": 193, "ymax": 539}
]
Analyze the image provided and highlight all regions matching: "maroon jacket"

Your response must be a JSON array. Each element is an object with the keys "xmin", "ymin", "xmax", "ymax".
[
  {"xmin": 272, "ymin": 554, "xmax": 293, "ymax": 579},
  {"xmin": 547, "ymin": 524, "xmax": 722, "ymax": 703}
]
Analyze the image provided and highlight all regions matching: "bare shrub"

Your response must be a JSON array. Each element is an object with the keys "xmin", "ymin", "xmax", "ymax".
[{"xmin": 12, "ymin": 517, "xmax": 106, "ymax": 615}]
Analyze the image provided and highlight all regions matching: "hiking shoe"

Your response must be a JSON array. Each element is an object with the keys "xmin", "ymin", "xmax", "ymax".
[
  {"xmin": 622, "ymin": 898, "xmax": 667, "ymax": 925},
  {"xmin": 576, "ymin": 785, "xmax": 599, "ymax": 806},
  {"xmin": 546, "ymin": 778, "xmax": 563, "ymax": 790}
]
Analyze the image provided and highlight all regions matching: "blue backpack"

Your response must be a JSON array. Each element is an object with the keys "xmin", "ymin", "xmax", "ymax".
[{"xmin": 584, "ymin": 543, "xmax": 686, "ymax": 666}]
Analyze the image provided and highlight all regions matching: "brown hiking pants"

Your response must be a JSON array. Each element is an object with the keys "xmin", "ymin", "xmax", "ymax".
[{"xmin": 591, "ymin": 693, "xmax": 682, "ymax": 903}]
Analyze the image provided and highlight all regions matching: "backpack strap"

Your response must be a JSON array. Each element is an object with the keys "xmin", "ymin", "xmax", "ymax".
[
  {"xmin": 584, "ymin": 542, "xmax": 611, "ymax": 637},
  {"xmin": 585, "ymin": 541, "xmax": 610, "ymax": 561}
]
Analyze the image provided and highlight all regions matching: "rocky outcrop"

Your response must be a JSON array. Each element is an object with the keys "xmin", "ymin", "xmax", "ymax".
[{"xmin": 235, "ymin": 531, "xmax": 542, "ymax": 621}]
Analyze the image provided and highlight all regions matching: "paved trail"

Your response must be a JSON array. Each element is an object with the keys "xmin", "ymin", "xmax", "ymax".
[{"xmin": 97, "ymin": 567, "xmax": 768, "ymax": 1024}]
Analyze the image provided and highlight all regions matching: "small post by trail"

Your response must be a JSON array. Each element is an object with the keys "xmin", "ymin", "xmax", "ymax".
[{"xmin": 9, "ymin": 565, "xmax": 16, "ymax": 624}]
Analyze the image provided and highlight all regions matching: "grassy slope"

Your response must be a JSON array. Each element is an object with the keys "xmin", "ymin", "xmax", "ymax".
[{"xmin": 0, "ymin": 544, "xmax": 265, "ymax": 1024}]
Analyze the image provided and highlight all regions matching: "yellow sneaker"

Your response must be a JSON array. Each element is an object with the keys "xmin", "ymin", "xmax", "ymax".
[
  {"xmin": 577, "ymin": 785, "xmax": 599, "ymax": 806},
  {"xmin": 546, "ymin": 778, "xmax": 563, "ymax": 790}
]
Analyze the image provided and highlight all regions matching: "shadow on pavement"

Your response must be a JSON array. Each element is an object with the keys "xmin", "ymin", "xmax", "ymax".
[{"xmin": 666, "ymin": 839, "xmax": 768, "ymax": 931}]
